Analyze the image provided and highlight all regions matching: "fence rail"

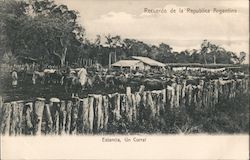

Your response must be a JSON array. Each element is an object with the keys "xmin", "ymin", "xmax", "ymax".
[{"xmin": 0, "ymin": 78, "xmax": 248, "ymax": 135}]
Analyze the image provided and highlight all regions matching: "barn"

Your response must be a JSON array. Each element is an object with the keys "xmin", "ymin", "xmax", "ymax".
[
  {"xmin": 111, "ymin": 60, "xmax": 144, "ymax": 70},
  {"xmin": 112, "ymin": 56, "xmax": 165, "ymax": 71},
  {"xmin": 131, "ymin": 56, "xmax": 166, "ymax": 70}
]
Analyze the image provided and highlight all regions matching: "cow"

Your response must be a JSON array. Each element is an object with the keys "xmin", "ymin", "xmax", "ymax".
[
  {"xmin": 32, "ymin": 71, "xmax": 46, "ymax": 85},
  {"xmin": 63, "ymin": 68, "xmax": 88, "ymax": 97}
]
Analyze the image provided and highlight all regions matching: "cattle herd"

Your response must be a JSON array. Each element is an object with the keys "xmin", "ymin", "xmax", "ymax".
[{"xmin": 6, "ymin": 63, "xmax": 248, "ymax": 98}]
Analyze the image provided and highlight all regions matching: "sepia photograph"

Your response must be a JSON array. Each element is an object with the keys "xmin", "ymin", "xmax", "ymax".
[{"xmin": 0, "ymin": 0, "xmax": 249, "ymax": 159}]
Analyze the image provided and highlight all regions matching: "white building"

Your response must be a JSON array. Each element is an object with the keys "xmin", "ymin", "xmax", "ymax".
[
  {"xmin": 112, "ymin": 60, "xmax": 144, "ymax": 70},
  {"xmin": 112, "ymin": 56, "xmax": 165, "ymax": 70}
]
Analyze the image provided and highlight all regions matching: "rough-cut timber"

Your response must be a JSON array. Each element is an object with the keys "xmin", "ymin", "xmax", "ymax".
[
  {"xmin": 33, "ymin": 98, "xmax": 45, "ymax": 135},
  {"xmin": 1, "ymin": 103, "xmax": 12, "ymax": 135},
  {"xmin": 0, "ymin": 78, "xmax": 248, "ymax": 135},
  {"xmin": 10, "ymin": 101, "xmax": 24, "ymax": 135}
]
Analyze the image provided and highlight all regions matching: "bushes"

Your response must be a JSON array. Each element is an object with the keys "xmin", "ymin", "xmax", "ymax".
[
  {"xmin": 105, "ymin": 92, "xmax": 249, "ymax": 134},
  {"xmin": 190, "ymin": 93, "xmax": 249, "ymax": 134}
]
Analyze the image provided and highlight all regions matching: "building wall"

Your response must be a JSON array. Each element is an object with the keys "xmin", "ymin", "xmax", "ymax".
[
  {"xmin": 112, "ymin": 61, "xmax": 145, "ymax": 70},
  {"xmin": 112, "ymin": 61, "xmax": 165, "ymax": 71},
  {"xmin": 132, "ymin": 61, "xmax": 145, "ymax": 70},
  {"xmin": 143, "ymin": 64, "xmax": 151, "ymax": 70}
]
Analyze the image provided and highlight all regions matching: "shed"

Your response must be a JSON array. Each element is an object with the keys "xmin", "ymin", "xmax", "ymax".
[
  {"xmin": 131, "ymin": 56, "xmax": 166, "ymax": 70},
  {"xmin": 111, "ymin": 60, "xmax": 144, "ymax": 70}
]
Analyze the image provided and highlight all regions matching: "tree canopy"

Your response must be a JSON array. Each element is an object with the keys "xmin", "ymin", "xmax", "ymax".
[{"xmin": 0, "ymin": 0, "xmax": 84, "ymax": 66}]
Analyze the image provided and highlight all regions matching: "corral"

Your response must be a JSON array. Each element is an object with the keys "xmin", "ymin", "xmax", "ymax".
[{"xmin": 0, "ymin": 64, "xmax": 249, "ymax": 135}]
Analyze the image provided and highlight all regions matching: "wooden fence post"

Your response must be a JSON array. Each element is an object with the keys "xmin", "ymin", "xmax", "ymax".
[
  {"xmin": 10, "ymin": 101, "xmax": 18, "ymax": 135},
  {"xmin": 103, "ymin": 96, "xmax": 109, "ymax": 132},
  {"xmin": 120, "ymin": 94, "xmax": 126, "ymax": 119},
  {"xmin": 88, "ymin": 96, "xmax": 94, "ymax": 133},
  {"xmin": 202, "ymin": 82, "xmax": 208, "ymax": 109},
  {"xmin": 166, "ymin": 86, "xmax": 172, "ymax": 110},
  {"xmin": 79, "ymin": 98, "xmax": 89, "ymax": 133},
  {"xmin": 146, "ymin": 91, "xmax": 156, "ymax": 120},
  {"xmin": 139, "ymin": 85, "xmax": 145, "ymax": 93},
  {"xmin": 49, "ymin": 98, "xmax": 60, "ymax": 135},
  {"xmin": 44, "ymin": 104, "xmax": 53, "ymax": 134},
  {"xmin": 162, "ymin": 88, "xmax": 167, "ymax": 107},
  {"xmin": 1, "ymin": 103, "xmax": 12, "ymax": 135},
  {"xmin": 134, "ymin": 92, "xmax": 141, "ymax": 122},
  {"xmin": 180, "ymin": 80, "xmax": 186, "ymax": 109},
  {"xmin": 33, "ymin": 98, "xmax": 45, "ymax": 135},
  {"xmin": 214, "ymin": 80, "xmax": 219, "ymax": 106},
  {"xmin": 128, "ymin": 93, "xmax": 133, "ymax": 123},
  {"xmin": 65, "ymin": 100, "xmax": 72, "ymax": 134},
  {"xmin": 10, "ymin": 101, "xmax": 24, "ymax": 135},
  {"xmin": 92, "ymin": 95, "xmax": 103, "ymax": 133},
  {"xmin": 126, "ymin": 87, "xmax": 133, "ymax": 122},
  {"xmin": 171, "ymin": 83, "xmax": 176, "ymax": 109},
  {"xmin": 197, "ymin": 81, "xmax": 203, "ymax": 110},
  {"xmin": 115, "ymin": 93, "xmax": 121, "ymax": 121},
  {"xmin": 244, "ymin": 79, "xmax": 248, "ymax": 93},
  {"xmin": 131, "ymin": 94, "xmax": 137, "ymax": 122},
  {"xmin": 176, "ymin": 84, "xmax": 181, "ymax": 108},
  {"xmin": 138, "ymin": 91, "xmax": 145, "ymax": 123},
  {"xmin": 207, "ymin": 82, "xmax": 212, "ymax": 108},
  {"xmin": 23, "ymin": 102, "xmax": 33, "ymax": 135},
  {"xmin": 0, "ymin": 96, "xmax": 2, "ymax": 124},
  {"xmin": 59, "ymin": 100, "xmax": 67, "ymax": 135},
  {"xmin": 126, "ymin": 87, "xmax": 131, "ymax": 95},
  {"xmin": 70, "ymin": 97, "xmax": 79, "ymax": 135}
]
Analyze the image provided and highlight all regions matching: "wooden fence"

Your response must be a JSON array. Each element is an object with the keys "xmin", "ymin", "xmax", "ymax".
[{"xmin": 0, "ymin": 78, "xmax": 248, "ymax": 135}]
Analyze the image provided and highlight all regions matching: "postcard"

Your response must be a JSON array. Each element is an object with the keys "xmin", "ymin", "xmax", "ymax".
[{"xmin": 0, "ymin": 0, "xmax": 249, "ymax": 159}]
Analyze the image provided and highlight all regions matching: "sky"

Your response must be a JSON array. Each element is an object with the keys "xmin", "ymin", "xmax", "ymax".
[{"xmin": 55, "ymin": 0, "xmax": 249, "ymax": 63}]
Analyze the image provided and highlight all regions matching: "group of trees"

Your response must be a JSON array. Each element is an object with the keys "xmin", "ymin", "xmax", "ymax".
[
  {"xmin": 0, "ymin": 0, "xmax": 247, "ymax": 67},
  {"xmin": 0, "ymin": 0, "xmax": 84, "ymax": 67}
]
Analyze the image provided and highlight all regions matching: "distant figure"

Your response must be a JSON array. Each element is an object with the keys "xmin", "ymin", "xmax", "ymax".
[{"xmin": 11, "ymin": 68, "xmax": 18, "ymax": 88}]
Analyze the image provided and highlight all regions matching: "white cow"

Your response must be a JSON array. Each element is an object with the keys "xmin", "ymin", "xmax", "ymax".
[{"xmin": 64, "ymin": 68, "xmax": 88, "ymax": 97}]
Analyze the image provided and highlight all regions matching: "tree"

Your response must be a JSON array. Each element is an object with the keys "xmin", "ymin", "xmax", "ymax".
[
  {"xmin": 0, "ymin": 0, "xmax": 29, "ymax": 59},
  {"xmin": 29, "ymin": 0, "xmax": 83, "ymax": 66},
  {"xmin": 176, "ymin": 50, "xmax": 192, "ymax": 63},
  {"xmin": 231, "ymin": 51, "xmax": 247, "ymax": 64},
  {"xmin": 189, "ymin": 49, "xmax": 200, "ymax": 63},
  {"xmin": 200, "ymin": 40, "xmax": 209, "ymax": 64},
  {"xmin": 239, "ymin": 52, "xmax": 246, "ymax": 64},
  {"xmin": 92, "ymin": 35, "xmax": 102, "ymax": 62},
  {"xmin": 155, "ymin": 43, "xmax": 175, "ymax": 63},
  {"xmin": 105, "ymin": 34, "xmax": 123, "ymax": 68},
  {"xmin": 0, "ymin": 0, "xmax": 85, "ymax": 67},
  {"xmin": 123, "ymin": 38, "xmax": 137, "ymax": 57},
  {"xmin": 200, "ymin": 40, "xmax": 236, "ymax": 64}
]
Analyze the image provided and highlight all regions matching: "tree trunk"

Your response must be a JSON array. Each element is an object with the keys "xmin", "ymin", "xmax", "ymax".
[
  {"xmin": 109, "ymin": 52, "xmax": 112, "ymax": 69},
  {"xmin": 203, "ymin": 54, "xmax": 207, "ymax": 64},
  {"xmin": 60, "ymin": 47, "xmax": 67, "ymax": 67},
  {"xmin": 114, "ymin": 49, "xmax": 117, "ymax": 63}
]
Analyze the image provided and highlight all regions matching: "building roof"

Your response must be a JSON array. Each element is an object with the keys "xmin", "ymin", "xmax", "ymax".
[
  {"xmin": 112, "ymin": 60, "xmax": 141, "ymax": 67},
  {"xmin": 132, "ymin": 56, "xmax": 165, "ymax": 67}
]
